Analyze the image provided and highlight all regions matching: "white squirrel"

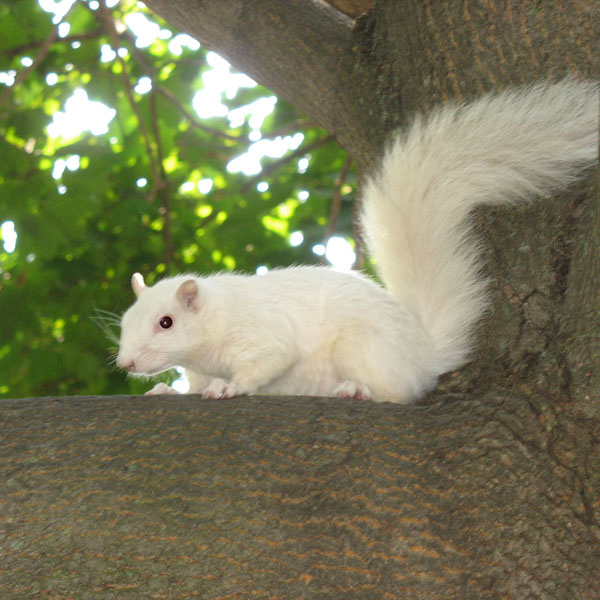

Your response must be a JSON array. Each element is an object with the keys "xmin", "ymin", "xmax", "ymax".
[{"xmin": 117, "ymin": 79, "xmax": 599, "ymax": 403}]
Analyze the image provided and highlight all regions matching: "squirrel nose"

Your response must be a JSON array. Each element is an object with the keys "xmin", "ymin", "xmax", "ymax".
[{"xmin": 118, "ymin": 358, "xmax": 136, "ymax": 372}]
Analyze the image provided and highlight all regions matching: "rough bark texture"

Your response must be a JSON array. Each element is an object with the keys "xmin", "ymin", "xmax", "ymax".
[
  {"xmin": 3, "ymin": 1, "xmax": 599, "ymax": 598},
  {"xmin": 328, "ymin": 0, "xmax": 375, "ymax": 18},
  {"xmin": 1, "ymin": 393, "xmax": 599, "ymax": 599}
]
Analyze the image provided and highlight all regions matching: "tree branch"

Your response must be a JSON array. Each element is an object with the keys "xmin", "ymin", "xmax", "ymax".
[
  {"xmin": 3, "ymin": 391, "xmax": 600, "ymax": 598},
  {"xmin": 97, "ymin": 0, "xmax": 163, "ymax": 204},
  {"xmin": 4, "ymin": 28, "xmax": 103, "ymax": 56},
  {"xmin": 323, "ymin": 154, "xmax": 353, "ymax": 243},
  {"xmin": 0, "ymin": 24, "xmax": 59, "ymax": 112},
  {"xmin": 241, "ymin": 134, "xmax": 334, "ymax": 193},
  {"xmin": 149, "ymin": 90, "xmax": 174, "ymax": 270},
  {"xmin": 117, "ymin": 28, "xmax": 245, "ymax": 142},
  {"xmin": 143, "ymin": 0, "xmax": 355, "ymax": 140}
]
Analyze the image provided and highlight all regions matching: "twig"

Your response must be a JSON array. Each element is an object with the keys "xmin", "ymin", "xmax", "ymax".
[
  {"xmin": 241, "ymin": 134, "xmax": 335, "ymax": 193},
  {"xmin": 323, "ymin": 154, "xmax": 352, "ymax": 242},
  {"xmin": 118, "ymin": 28, "xmax": 243, "ymax": 142},
  {"xmin": 155, "ymin": 83, "xmax": 243, "ymax": 141},
  {"xmin": 352, "ymin": 171, "xmax": 366, "ymax": 270},
  {"xmin": 261, "ymin": 118, "xmax": 314, "ymax": 139},
  {"xmin": 5, "ymin": 28, "xmax": 103, "ymax": 56},
  {"xmin": 114, "ymin": 27, "xmax": 317, "ymax": 148},
  {"xmin": 97, "ymin": 0, "xmax": 162, "ymax": 203},
  {"xmin": 149, "ymin": 90, "xmax": 174, "ymax": 271},
  {"xmin": 0, "ymin": 24, "xmax": 59, "ymax": 111}
]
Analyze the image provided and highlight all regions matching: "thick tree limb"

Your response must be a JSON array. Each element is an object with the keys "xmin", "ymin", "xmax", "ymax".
[{"xmin": 1, "ymin": 393, "xmax": 599, "ymax": 598}]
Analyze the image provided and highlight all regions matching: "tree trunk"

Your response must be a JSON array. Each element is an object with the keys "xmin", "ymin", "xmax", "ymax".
[{"xmin": 3, "ymin": 1, "xmax": 598, "ymax": 597}]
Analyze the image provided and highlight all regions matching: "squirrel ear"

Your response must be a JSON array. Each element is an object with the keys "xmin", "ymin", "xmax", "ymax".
[
  {"xmin": 176, "ymin": 279, "xmax": 200, "ymax": 311},
  {"xmin": 131, "ymin": 272, "xmax": 146, "ymax": 297}
]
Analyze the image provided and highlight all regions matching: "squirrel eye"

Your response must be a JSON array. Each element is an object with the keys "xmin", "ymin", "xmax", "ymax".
[{"xmin": 159, "ymin": 316, "xmax": 173, "ymax": 329}]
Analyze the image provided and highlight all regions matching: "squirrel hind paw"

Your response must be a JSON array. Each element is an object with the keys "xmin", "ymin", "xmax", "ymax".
[{"xmin": 333, "ymin": 381, "xmax": 372, "ymax": 401}]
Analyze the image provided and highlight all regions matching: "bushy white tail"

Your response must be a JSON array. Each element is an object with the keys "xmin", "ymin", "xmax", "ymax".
[{"xmin": 361, "ymin": 79, "xmax": 599, "ymax": 374}]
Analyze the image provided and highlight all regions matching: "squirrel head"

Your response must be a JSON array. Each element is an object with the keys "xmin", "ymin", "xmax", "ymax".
[{"xmin": 116, "ymin": 273, "xmax": 204, "ymax": 376}]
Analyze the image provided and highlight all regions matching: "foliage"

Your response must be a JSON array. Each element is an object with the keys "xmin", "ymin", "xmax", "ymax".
[{"xmin": 0, "ymin": 0, "xmax": 356, "ymax": 398}]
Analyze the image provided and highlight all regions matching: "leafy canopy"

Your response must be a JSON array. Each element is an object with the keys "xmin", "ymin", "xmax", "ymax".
[{"xmin": 0, "ymin": 0, "xmax": 356, "ymax": 397}]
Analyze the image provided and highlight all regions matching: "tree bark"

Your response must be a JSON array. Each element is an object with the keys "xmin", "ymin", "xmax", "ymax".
[{"xmin": 1, "ymin": 393, "xmax": 599, "ymax": 599}]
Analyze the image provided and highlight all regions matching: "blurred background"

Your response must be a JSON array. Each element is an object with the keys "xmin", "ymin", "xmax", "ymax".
[{"xmin": 0, "ymin": 0, "xmax": 360, "ymax": 397}]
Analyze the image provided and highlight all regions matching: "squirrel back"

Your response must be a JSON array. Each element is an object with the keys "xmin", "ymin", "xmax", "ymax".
[{"xmin": 361, "ymin": 79, "xmax": 599, "ymax": 375}]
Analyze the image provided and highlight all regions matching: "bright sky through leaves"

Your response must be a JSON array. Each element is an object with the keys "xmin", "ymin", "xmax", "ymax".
[
  {"xmin": 1, "ymin": 221, "xmax": 17, "ymax": 253},
  {"xmin": 1, "ymin": 0, "xmax": 354, "ymax": 268},
  {"xmin": 40, "ymin": 6, "xmax": 306, "ymax": 192}
]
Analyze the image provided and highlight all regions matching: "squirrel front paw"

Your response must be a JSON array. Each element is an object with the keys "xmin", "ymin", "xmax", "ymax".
[
  {"xmin": 145, "ymin": 382, "xmax": 178, "ymax": 395},
  {"xmin": 333, "ymin": 380, "xmax": 372, "ymax": 401},
  {"xmin": 202, "ymin": 378, "xmax": 240, "ymax": 399}
]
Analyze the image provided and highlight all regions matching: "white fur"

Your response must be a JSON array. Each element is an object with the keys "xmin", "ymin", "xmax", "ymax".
[{"xmin": 117, "ymin": 79, "xmax": 599, "ymax": 403}]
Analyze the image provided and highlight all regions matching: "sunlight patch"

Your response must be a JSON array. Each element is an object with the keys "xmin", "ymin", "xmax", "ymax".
[
  {"xmin": 1, "ymin": 221, "xmax": 17, "ymax": 253},
  {"xmin": 325, "ymin": 237, "xmax": 356, "ymax": 270},
  {"xmin": 124, "ymin": 12, "xmax": 161, "ymax": 48},
  {"xmin": 168, "ymin": 34, "xmax": 200, "ymax": 55},
  {"xmin": 38, "ymin": 0, "xmax": 76, "ymax": 23},
  {"xmin": 227, "ymin": 133, "xmax": 304, "ymax": 176},
  {"xmin": 47, "ymin": 89, "xmax": 116, "ymax": 138}
]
